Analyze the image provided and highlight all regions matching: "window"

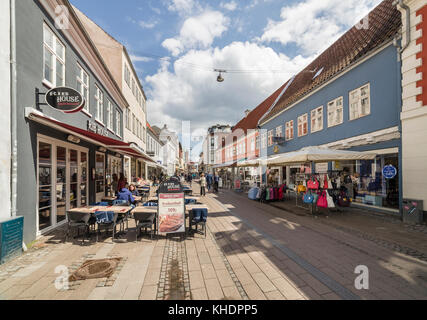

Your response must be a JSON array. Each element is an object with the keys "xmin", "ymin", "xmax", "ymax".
[
  {"xmin": 77, "ymin": 64, "xmax": 89, "ymax": 113},
  {"xmin": 251, "ymin": 137, "xmax": 255, "ymax": 152},
  {"xmin": 143, "ymin": 127, "xmax": 146, "ymax": 143},
  {"xmin": 261, "ymin": 133, "xmax": 267, "ymax": 149},
  {"xmin": 43, "ymin": 24, "xmax": 65, "ymax": 87},
  {"xmin": 267, "ymin": 130, "xmax": 274, "ymax": 147},
  {"xmin": 285, "ymin": 120, "xmax": 294, "ymax": 141},
  {"xmin": 132, "ymin": 114, "xmax": 136, "ymax": 135},
  {"xmin": 124, "ymin": 64, "xmax": 130, "ymax": 87},
  {"xmin": 275, "ymin": 126, "xmax": 283, "ymax": 137},
  {"xmin": 327, "ymin": 97, "xmax": 344, "ymax": 127},
  {"xmin": 95, "ymin": 85, "xmax": 103, "ymax": 123},
  {"xmin": 125, "ymin": 108, "xmax": 130, "ymax": 129},
  {"xmin": 116, "ymin": 110, "xmax": 121, "ymax": 136},
  {"xmin": 349, "ymin": 83, "xmax": 370, "ymax": 120},
  {"xmin": 311, "ymin": 106, "xmax": 323, "ymax": 133},
  {"xmin": 106, "ymin": 100, "xmax": 113, "ymax": 130},
  {"xmin": 256, "ymin": 135, "xmax": 260, "ymax": 150},
  {"xmin": 132, "ymin": 79, "xmax": 136, "ymax": 97},
  {"xmin": 298, "ymin": 114, "xmax": 308, "ymax": 137}
]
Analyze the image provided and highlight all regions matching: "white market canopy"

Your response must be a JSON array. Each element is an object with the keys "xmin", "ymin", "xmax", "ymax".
[
  {"xmin": 268, "ymin": 146, "xmax": 377, "ymax": 166},
  {"xmin": 237, "ymin": 156, "xmax": 281, "ymax": 167}
]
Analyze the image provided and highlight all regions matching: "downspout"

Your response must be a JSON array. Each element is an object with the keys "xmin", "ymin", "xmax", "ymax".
[
  {"xmin": 10, "ymin": 0, "xmax": 17, "ymax": 218},
  {"xmin": 392, "ymin": 0, "xmax": 410, "ymax": 219}
]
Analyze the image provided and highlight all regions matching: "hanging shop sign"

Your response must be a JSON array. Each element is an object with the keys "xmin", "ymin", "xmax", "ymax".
[
  {"xmin": 158, "ymin": 178, "xmax": 185, "ymax": 235},
  {"xmin": 382, "ymin": 165, "xmax": 397, "ymax": 179},
  {"xmin": 45, "ymin": 87, "xmax": 85, "ymax": 113},
  {"xmin": 315, "ymin": 163, "xmax": 329, "ymax": 173}
]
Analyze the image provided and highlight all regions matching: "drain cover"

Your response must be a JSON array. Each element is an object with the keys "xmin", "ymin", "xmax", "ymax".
[{"xmin": 69, "ymin": 258, "xmax": 122, "ymax": 282}]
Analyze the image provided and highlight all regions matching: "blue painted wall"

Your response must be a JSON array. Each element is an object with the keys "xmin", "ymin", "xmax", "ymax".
[{"xmin": 261, "ymin": 43, "xmax": 401, "ymax": 156}]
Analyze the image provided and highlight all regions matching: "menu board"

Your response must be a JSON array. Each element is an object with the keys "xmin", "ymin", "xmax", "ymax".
[{"xmin": 158, "ymin": 193, "xmax": 185, "ymax": 235}]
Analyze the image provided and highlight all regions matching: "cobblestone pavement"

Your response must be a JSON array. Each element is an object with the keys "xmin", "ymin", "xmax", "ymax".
[{"xmin": 0, "ymin": 185, "xmax": 426, "ymax": 300}]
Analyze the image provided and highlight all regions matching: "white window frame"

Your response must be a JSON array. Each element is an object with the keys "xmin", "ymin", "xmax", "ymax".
[
  {"xmin": 106, "ymin": 100, "xmax": 113, "ymax": 130},
  {"xmin": 95, "ymin": 85, "xmax": 104, "ymax": 124},
  {"xmin": 124, "ymin": 64, "xmax": 130, "ymax": 87},
  {"xmin": 267, "ymin": 130, "xmax": 274, "ymax": 147},
  {"xmin": 77, "ymin": 63, "xmax": 90, "ymax": 114},
  {"xmin": 327, "ymin": 97, "xmax": 344, "ymax": 127},
  {"xmin": 275, "ymin": 126, "xmax": 283, "ymax": 137},
  {"xmin": 261, "ymin": 133, "xmax": 267, "ymax": 149},
  {"xmin": 43, "ymin": 23, "xmax": 65, "ymax": 88},
  {"xmin": 285, "ymin": 120, "xmax": 294, "ymax": 141},
  {"xmin": 311, "ymin": 106, "xmax": 324, "ymax": 133},
  {"xmin": 298, "ymin": 114, "xmax": 308, "ymax": 137},
  {"xmin": 116, "ymin": 110, "xmax": 121, "ymax": 137},
  {"xmin": 349, "ymin": 83, "xmax": 370, "ymax": 121}
]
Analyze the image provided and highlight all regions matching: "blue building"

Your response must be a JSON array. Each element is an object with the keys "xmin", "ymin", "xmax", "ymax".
[{"xmin": 259, "ymin": 0, "xmax": 402, "ymax": 214}]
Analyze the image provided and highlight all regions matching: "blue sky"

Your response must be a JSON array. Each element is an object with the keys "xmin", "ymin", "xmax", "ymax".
[{"xmin": 70, "ymin": 0, "xmax": 382, "ymax": 160}]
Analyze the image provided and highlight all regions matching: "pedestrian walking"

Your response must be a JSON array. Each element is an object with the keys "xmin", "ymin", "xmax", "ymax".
[
  {"xmin": 213, "ymin": 173, "xmax": 219, "ymax": 193},
  {"xmin": 200, "ymin": 173, "xmax": 207, "ymax": 196}
]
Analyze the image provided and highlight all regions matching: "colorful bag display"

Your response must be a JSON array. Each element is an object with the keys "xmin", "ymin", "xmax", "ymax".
[
  {"xmin": 323, "ymin": 175, "xmax": 329, "ymax": 189},
  {"xmin": 303, "ymin": 191, "xmax": 314, "ymax": 204},
  {"xmin": 326, "ymin": 191, "xmax": 335, "ymax": 208},
  {"xmin": 338, "ymin": 192, "xmax": 351, "ymax": 207},
  {"xmin": 317, "ymin": 191, "xmax": 328, "ymax": 208},
  {"xmin": 307, "ymin": 177, "xmax": 319, "ymax": 190},
  {"xmin": 297, "ymin": 185, "xmax": 307, "ymax": 194}
]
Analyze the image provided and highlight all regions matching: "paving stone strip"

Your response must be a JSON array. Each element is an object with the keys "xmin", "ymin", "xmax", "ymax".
[
  {"xmin": 157, "ymin": 235, "xmax": 191, "ymax": 300},
  {"xmin": 205, "ymin": 226, "xmax": 249, "ymax": 300},
  {"xmin": 210, "ymin": 195, "xmax": 361, "ymax": 300}
]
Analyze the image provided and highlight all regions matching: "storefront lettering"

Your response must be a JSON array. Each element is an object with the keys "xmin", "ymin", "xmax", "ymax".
[{"xmin": 87, "ymin": 121, "xmax": 108, "ymax": 137}]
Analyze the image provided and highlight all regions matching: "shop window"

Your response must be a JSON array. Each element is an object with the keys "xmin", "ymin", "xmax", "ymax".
[
  {"xmin": 349, "ymin": 83, "xmax": 370, "ymax": 120},
  {"xmin": 69, "ymin": 149, "xmax": 78, "ymax": 211},
  {"xmin": 38, "ymin": 142, "xmax": 52, "ymax": 231},
  {"xmin": 285, "ymin": 120, "xmax": 294, "ymax": 141},
  {"xmin": 297, "ymin": 114, "xmax": 308, "ymax": 137},
  {"xmin": 80, "ymin": 152, "xmax": 88, "ymax": 206},
  {"xmin": 311, "ymin": 106, "xmax": 323, "ymax": 133},
  {"xmin": 77, "ymin": 64, "xmax": 89, "ymax": 113},
  {"xmin": 106, "ymin": 100, "xmax": 113, "ymax": 130},
  {"xmin": 327, "ymin": 97, "xmax": 344, "ymax": 127},
  {"xmin": 95, "ymin": 153, "xmax": 105, "ymax": 195},
  {"xmin": 276, "ymin": 126, "xmax": 283, "ymax": 137},
  {"xmin": 95, "ymin": 85, "xmax": 104, "ymax": 123},
  {"xmin": 43, "ymin": 24, "xmax": 65, "ymax": 87}
]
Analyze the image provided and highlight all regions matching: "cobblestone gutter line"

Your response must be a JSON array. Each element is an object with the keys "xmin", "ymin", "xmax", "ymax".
[
  {"xmin": 157, "ymin": 235, "xmax": 191, "ymax": 300},
  {"xmin": 206, "ymin": 226, "xmax": 249, "ymax": 300}
]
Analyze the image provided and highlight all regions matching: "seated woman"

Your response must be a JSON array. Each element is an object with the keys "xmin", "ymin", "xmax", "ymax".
[
  {"xmin": 117, "ymin": 183, "xmax": 136, "ymax": 206},
  {"xmin": 129, "ymin": 184, "xmax": 139, "ymax": 196}
]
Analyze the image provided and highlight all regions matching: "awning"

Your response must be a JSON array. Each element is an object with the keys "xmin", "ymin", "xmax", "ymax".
[
  {"xmin": 237, "ymin": 156, "xmax": 281, "ymax": 167},
  {"xmin": 268, "ymin": 146, "xmax": 377, "ymax": 166},
  {"xmin": 213, "ymin": 161, "xmax": 237, "ymax": 169},
  {"xmin": 26, "ymin": 108, "xmax": 155, "ymax": 163}
]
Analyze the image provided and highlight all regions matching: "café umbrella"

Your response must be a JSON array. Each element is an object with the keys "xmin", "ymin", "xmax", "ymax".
[{"xmin": 267, "ymin": 146, "xmax": 377, "ymax": 166}]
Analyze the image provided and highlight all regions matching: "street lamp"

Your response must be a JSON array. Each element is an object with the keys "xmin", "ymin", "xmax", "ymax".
[{"xmin": 214, "ymin": 69, "xmax": 226, "ymax": 83}]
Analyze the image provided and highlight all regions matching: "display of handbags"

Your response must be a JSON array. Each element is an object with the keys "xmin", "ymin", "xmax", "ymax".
[
  {"xmin": 317, "ymin": 191, "xmax": 328, "ymax": 208},
  {"xmin": 338, "ymin": 191, "xmax": 351, "ymax": 207},
  {"xmin": 307, "ymin": 177, "xmax": 319, "ymax": 190},
  {"xmin": 303, "ymin": 191, "xmax": 314, "ymax": 204}
]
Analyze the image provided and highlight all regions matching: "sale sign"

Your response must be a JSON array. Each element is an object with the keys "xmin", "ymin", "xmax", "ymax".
[{"xmin": 158, "ymin": 193, "xmax": 185, "ymax": 235}]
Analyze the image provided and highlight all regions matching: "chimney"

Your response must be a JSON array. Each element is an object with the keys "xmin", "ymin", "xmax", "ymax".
[{"xmin": 245, "ymin": 109, "xmax": 251, "ymax": 117}]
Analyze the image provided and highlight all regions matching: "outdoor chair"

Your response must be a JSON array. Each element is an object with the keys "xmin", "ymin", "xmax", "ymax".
[
  {"xmin": 143, "ymin": 201, "xmax": 158, "ymax": 207},
  {"xmin": 65, "ymin": 211, "xmax": 92, "ymax": 244},
  {"xmin": 94, "ymin": 211, "xmax": 118, "ymax": 242},
  {"xmin": 92, "ymin": 202, "xmax": 109, "ymax": 206},
  {"xmin": 190, "ymin": 208, "xmax": 208, "ymax": 238},
  {"xmin": 134, "ymin": 211, "xmax": 156, "ymax": 241},
  {"xmin": 112, "ymin": 200, "xmax": 131, "ymax": 231},
  {"xmin": 113, "ymin": 200, "xmax": 129, "ymax": 206},
  {"xmin": 185, "ymin": 198, "xmax": 197, "ymax": 205}
]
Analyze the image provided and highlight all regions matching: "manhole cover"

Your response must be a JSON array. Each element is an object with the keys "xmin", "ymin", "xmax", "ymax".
[{"xmin": 69, "ymin": 258, "xmax": 122, "ymax": 282}]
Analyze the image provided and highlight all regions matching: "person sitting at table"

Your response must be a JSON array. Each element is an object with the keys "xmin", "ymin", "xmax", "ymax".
[
  {"xmin": 117, "ymin": 183, "xmax": 136, "ymax": 206},
  {"xmin": 129, "ymin": 184, "xmax": 139, "ymax": 196}
]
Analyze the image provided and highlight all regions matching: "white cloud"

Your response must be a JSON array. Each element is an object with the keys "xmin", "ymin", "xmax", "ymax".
[
  {"xmin": 162, "ymin": 10, "xmax": 230, "ymax": 56},
  {"xmin": 145, "ymin": 41, "xmax": 313, "ymax": 136},
  {"xmin": 129, "ymin": 55, "xmax": 154, "ymax": 63},
  {"xmin": 220, "ymin": 1, "xmax": 238, "ymax": 11},
  {"xmin": 260, "ymin": 0, "xmax": 382, "ymax": 55},
  {"xmin": 139, "ymin": 20, "xmax": 159, "ymax": 29},
  {"xmin": 166, "ymin": 0, "xmax": 199, "ymax": 16}
]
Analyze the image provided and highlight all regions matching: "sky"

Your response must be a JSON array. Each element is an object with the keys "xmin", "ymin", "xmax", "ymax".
[{"xmin": 69, "ymin": 0, "xmax": 383, "ymax": 161}]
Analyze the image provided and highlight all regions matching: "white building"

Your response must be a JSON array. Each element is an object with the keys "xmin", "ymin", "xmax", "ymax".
[
  {"xmin": 152, "ymin": 125, "xmax": 179, "ymax": 176},
  {"xmin": 398, "ymin": 0, "xmax": 427, "ymax": 212},
  {"xmin": 75, "ymin": 7, "xmax": 150, "ymax": 182},
  {"xmin": 0, "ymin": 0, "xmax": 11, "ymax": 221}
]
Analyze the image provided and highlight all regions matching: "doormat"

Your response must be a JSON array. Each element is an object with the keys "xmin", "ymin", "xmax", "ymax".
[{"xmin": 69, "ymin": 258, "xmax": 122, "ymax": 282}]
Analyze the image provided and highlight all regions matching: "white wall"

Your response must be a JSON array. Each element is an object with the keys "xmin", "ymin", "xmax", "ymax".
[
  {"xmin": 400, "ymin": 0, "xmax": 427, "ymax": 210},
  {"xmin": 0, "ymin": 0, "xmax": 11, "ymax": 220}
]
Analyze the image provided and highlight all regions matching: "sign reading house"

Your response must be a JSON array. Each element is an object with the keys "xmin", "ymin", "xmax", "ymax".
[{"xmin": 45, "ymin": 87, "xmax": 85, "ymax": 113}]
